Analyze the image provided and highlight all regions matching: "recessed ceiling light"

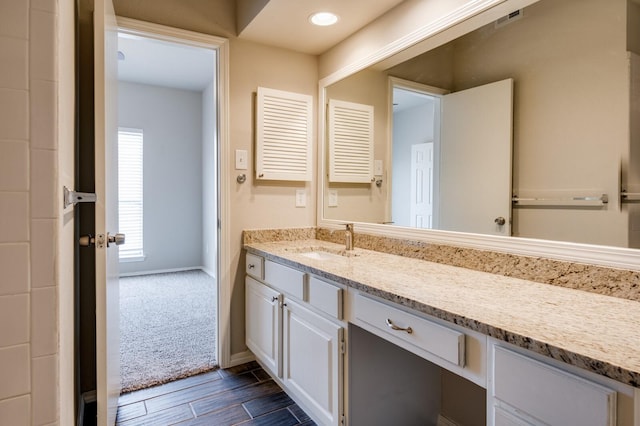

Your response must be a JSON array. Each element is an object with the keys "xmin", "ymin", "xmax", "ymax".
[{"xmin": 309, "ymin": 12, "xmax": 339, "ymax": 26}]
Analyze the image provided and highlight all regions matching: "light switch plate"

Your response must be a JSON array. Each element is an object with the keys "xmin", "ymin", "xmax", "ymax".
[
  {"xmin": 235, "ymin": 149, "xmax": 248, "ymax": 170},
  {"xmin": 328, "ymin": 190, "xmax": 338, "ymax": 207},
  {"xmin": 295, "ymin": 189, "xmax": 306, "ymax": 207},
  {"xmin": 374, "ymin": 159, "xmax": 383, "ymax": 176}
]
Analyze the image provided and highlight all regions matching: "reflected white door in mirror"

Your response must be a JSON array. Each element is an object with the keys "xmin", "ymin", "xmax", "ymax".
[{"xmin": 390, "ymin": 77, "xmax": 513, "ymax": 236}]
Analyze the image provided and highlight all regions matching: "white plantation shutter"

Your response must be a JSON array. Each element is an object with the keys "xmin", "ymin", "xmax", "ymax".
[
  {"xmin": 328, "ymin": 99, "xmax": 374, "ymax": 183},
  {"xmin": 118, "ymin": 128, "xmax": 144, "ymax": 260},
  {"xmin": 256, "ymin": 87, "xmax": 313, "ymax": 181}
]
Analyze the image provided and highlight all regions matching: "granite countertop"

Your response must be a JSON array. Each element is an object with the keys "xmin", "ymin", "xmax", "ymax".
[{"xmin": 244, "ymin": 239, "xmax": 640, "ymax": 388}]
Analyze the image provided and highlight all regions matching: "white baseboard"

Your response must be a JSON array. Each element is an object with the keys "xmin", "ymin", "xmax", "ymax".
[
  {"xmin": 119, "ymin": 266, "xmax": 205, "ymax": 277},
  {"xmin": 226, "ymin": 350, "xmax": 255, "ymax": 368},
  {"xmin": 200, "ymin": 267, "xmax": 216, "ymax": 279}
]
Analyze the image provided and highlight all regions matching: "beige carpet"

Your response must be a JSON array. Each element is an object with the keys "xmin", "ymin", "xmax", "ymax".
[{"xmin": 119, "ymin": 269, "xmax": 217, "ymax": 393}]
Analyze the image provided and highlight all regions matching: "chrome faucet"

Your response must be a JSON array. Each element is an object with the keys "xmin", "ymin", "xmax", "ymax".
[{"xmin": 345, "ymin": 223, "xmax": 354, "ymax": 251}]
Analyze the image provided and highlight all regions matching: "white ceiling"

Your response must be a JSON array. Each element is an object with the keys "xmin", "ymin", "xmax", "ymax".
[
  {"xmin": 237, "ymin": 0, "xmax": 405, "ymax": 55},
  {"xmin": 117, "ymin": 0, "xmax": 404, "ymax": 90}
]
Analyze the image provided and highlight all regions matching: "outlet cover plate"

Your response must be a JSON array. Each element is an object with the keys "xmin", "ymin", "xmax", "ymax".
[
  {"xmin": 296, "ymin": 189, "xmax": 306, "ymax": 207},
  {"xmin": 328, "ymin": 190, "xmax": 338, "ymax": 207}
]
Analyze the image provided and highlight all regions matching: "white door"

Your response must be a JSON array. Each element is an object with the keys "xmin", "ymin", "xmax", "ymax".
[
  {"xmin": 410, "ymin": 143, "xmax": 434, "ymax": 228},
  {"xmin": 439, "ymin": 78, "xmax": 513, "ymax": 236},
  {"xmin": 94, "ymin": 0, "xmax": 121, "ymax": 424}
]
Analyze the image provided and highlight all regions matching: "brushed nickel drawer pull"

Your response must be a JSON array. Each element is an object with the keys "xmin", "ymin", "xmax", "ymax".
[{"xmin": 386, "ymin": 318, "xmax": 413, "ymax": 334}]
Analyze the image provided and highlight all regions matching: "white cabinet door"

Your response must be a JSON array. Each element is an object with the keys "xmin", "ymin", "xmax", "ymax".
[
  {"xmin": 283, "ymin": 298, "xmax": 343, "ymax": 426},
  {"xmin": 246, "ymin": 277, "xmax": 282, "ymax": 376},
  {"xmin": 491, "ymin": 345, "xmax": 616, "ymax": 426}
]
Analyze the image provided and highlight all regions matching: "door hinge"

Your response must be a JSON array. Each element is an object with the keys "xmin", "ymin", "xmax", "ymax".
[
  {"xmin": 63, "ymin": 186, "xmax": 97, "ymax": 209},
  {"xmin": 340, "ymin": 339, "xmax": 346, "ymax": 354},
  {"xmin": 341, "ymin": 414, "xmax": 346, "ymax": 425}
]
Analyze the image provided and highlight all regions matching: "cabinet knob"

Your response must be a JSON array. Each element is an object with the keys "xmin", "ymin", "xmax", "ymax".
[
  {"xmin": 248, "ymin": 264, "xmax": 255, "ymax": 269},
  {"xmin": 271, "ymin": 296, "xmax": 278, "ymax": 302}
]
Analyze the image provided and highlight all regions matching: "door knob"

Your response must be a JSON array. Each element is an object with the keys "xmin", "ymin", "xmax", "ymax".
[
  {"xmin": 78, "ymin": 233, "xmax": 124, "ymax": 248},
  {"xmin": 107, "ymin": 233, "xmax": 125, "ymax": 247},
  {"xmin": 494, "ymin": 217, "xmax": 506, "ymax": 226}
]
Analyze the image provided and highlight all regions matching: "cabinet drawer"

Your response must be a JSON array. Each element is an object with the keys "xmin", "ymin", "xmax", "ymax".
[
  {"xmin": 246, "ymin": 253, "xmax": 264, "ymax": 280},
  {"xmin": 354, "ymin": 294, "xmax": 465, "ymax": 367},
  {"xmin": 493, "ymin": 346, "xmax": 616, "ymax": 426},
  {"xmin": 264, "ymin": 260, "xmax": 305, "ymax": 299},
  {"xmin": 308, "ymin": 276, "xmax": 343, "ymax": 319}
]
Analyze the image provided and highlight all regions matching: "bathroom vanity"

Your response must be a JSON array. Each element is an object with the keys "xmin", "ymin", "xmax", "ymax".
[{"xmin": 244, "ymin": 237, "xmax": 640, "ymax": 426}]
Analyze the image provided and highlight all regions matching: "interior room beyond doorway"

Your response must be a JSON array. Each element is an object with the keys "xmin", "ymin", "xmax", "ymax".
[{"xmin": 116, "ymin": 30, "xmax": 219, "ymax": 392}]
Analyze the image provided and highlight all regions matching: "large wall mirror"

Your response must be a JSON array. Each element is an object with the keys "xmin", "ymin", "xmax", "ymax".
[{"xmin": 319, "ymin": 0, "xmax": 640, "ymax": 262}]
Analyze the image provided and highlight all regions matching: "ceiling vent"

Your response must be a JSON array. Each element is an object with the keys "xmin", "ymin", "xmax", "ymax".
[{"xmin": 495, "ymin": 9, "xmax": 523, "ymax": 29}]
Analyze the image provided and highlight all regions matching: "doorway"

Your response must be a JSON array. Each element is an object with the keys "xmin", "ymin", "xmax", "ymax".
[
  {"xmin": 391, "ymin": 83, "xmax": 442, "ymax": 228},
  {"xmin": 115, "ymin": 25, "xmax": 219, "ymax": 393}
]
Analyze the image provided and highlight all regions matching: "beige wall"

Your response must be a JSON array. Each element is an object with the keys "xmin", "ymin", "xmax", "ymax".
[
  {"xmin": 628, "ymin": 0, "xmax": 640, "ymax": 55},
  {"xmin": 58, "ymin": 0, "xmax": 76, "ymax": 423},
  {"xmin": 113, "ymin": 0, "xmax": 236, "ymax": 38},
  {"xmin": 228, "ymin": 38, "xmax": 318, "ymax": 354},
  {"xmin": 324, "ymin": 69, "xmax": 389, "ymax": 223},
  {"xmin": 0, "ymin": 0, "xmax": 62, "ymax": 424},
  {"xmin": 236, "ymin": 0, "xmax": 269, "ymax": 34}
]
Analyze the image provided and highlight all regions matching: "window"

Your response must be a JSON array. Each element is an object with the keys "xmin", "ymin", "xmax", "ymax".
[{"xmin": 118, "ymin": 128, "xmax": 144, "ymax": 261}]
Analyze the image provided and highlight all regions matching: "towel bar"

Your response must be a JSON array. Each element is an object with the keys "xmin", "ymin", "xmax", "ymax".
[{"xmin": 512, "ymin": 194, "xmax": 608, "ymax": 207}]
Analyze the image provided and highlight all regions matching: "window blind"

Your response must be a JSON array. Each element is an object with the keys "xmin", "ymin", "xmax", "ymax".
[{"xmin": 118, "ymin": 128, "xmax": 144, "ymax": 260}]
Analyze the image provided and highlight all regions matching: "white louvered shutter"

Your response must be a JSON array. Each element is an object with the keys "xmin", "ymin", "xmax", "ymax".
[
  {"xmin": 328, "ymin": 99, "xmax": 374, "ymax": 183},
  {"xmin": 256, "ymin": 87, "xmax": 313, "ymax": 181}
]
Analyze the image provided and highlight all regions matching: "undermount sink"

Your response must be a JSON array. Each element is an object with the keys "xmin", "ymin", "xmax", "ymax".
[{"xmin": 300, "ymin": 251, "xmax": 346, "ymax": 261}]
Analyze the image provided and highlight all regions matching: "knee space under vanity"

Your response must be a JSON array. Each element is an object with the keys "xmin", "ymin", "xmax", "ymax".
[{"xmin": 348, "ymin": 324, "xmax": 486, "ymax": 426}]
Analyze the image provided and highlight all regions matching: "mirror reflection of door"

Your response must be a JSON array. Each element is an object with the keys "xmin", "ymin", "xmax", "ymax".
[
  {"xmin": 391, "ymin": 78, "xmax": 513, "ymax": 235},
  {"xmin": 410, "ymin": 142, "xmax": 434, "ymax": 228},
  {"xmin": 439, "ymin": 78, "xmax": 513, "ymax": 236}
]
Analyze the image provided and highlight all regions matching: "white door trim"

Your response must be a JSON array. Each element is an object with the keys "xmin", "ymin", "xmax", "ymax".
[{"xmin": 115, "ymin": 17, "xmax": 232, "ymax": 368}]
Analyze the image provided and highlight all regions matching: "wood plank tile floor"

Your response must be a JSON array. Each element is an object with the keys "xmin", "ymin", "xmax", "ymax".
[{"xmin": 116, "ymin": 361, "xmax": 317, "ymax": 426}]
